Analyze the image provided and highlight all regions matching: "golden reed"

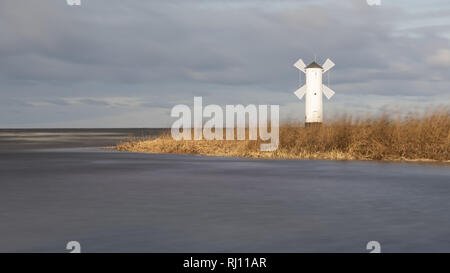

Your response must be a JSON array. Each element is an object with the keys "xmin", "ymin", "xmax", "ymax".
[{"xmin": 117, "ymin": 109, "xmax": 449, "ymax": 162}]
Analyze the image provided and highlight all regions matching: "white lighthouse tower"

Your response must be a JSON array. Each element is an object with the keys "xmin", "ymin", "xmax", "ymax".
[{"xmin": 293, "ymin": 58, "xmax": 336, "ymax": 126}]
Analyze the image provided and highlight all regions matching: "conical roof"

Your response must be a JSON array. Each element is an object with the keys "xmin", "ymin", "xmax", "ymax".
[{"xmin": 305, "ymin": 61, "xmax": 323, "ymax": 69}]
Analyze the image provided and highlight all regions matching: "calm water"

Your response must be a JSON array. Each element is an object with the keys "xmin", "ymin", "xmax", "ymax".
[{"xmin": 0, "ymin": 129, "xmax": 449, "ymax": 252}]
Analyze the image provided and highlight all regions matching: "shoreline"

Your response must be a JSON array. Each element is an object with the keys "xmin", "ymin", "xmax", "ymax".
[
  {"xmin": 115, "ymin": 140, "xmax": 450, "ymax": 165},
  {"xmin": 115, "ymin": 149, "xmax": 450, "ymax": 165}
]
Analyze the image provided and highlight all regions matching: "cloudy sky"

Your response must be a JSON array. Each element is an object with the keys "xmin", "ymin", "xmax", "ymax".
[{"xmin": 0, "ymin": 0, "xmax": 449, "ymax": 128}]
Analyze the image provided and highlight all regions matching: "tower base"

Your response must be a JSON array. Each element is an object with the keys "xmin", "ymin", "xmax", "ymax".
[{"xmin": 305, "ymin": 122, "xmax": 322, "ymax": 128}]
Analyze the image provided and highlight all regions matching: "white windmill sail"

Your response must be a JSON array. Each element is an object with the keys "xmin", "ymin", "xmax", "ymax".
[
  {"xmin": 293, "ymin": 58, "xmax": 306, "ymax": 73},
  {"xmin": 322, "ymin": 58, "xmax": 335, "ymax": 73},
  {"xmin": 322, "ymin": 84, "xmax": 335, "ymax": 99},
  {"xmin": 294, "ymin": 85, "xmax": 307, "ymax": 100}
]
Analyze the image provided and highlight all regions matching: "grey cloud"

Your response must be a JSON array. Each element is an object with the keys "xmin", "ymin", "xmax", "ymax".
[{"xmin": 0, "ymin": 0, "xmax": 448, "ymax": 127}]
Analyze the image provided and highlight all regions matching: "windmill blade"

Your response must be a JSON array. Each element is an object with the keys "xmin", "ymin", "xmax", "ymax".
[
  {"xmin": 322, "ymin": 58, "xmax": 335, "ymax": 73},
  {"xmin": 294, "ymin": 85, "xmax": 307, "ymax": 100},
  {"xmin": 322, "ymin": 84, "xmax": 335, "ymax": 99},
  {"xmin": 293, "ymin": 58, "xmax": 306, "ymax": 73}
]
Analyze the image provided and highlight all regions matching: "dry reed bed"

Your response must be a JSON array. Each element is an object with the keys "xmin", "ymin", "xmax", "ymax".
[{"xmin": 117, "ymin": 110, "xmax": 449, "ymax": 162}]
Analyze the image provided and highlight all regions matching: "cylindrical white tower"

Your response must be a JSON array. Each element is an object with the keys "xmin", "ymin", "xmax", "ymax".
[
  {"xmin": 293, "ymin": 58, "xmax": 336, "ymax": 127},
  {"xmin": 305, "ymin": 62, "xmax": 323, "ymax": 125}
]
